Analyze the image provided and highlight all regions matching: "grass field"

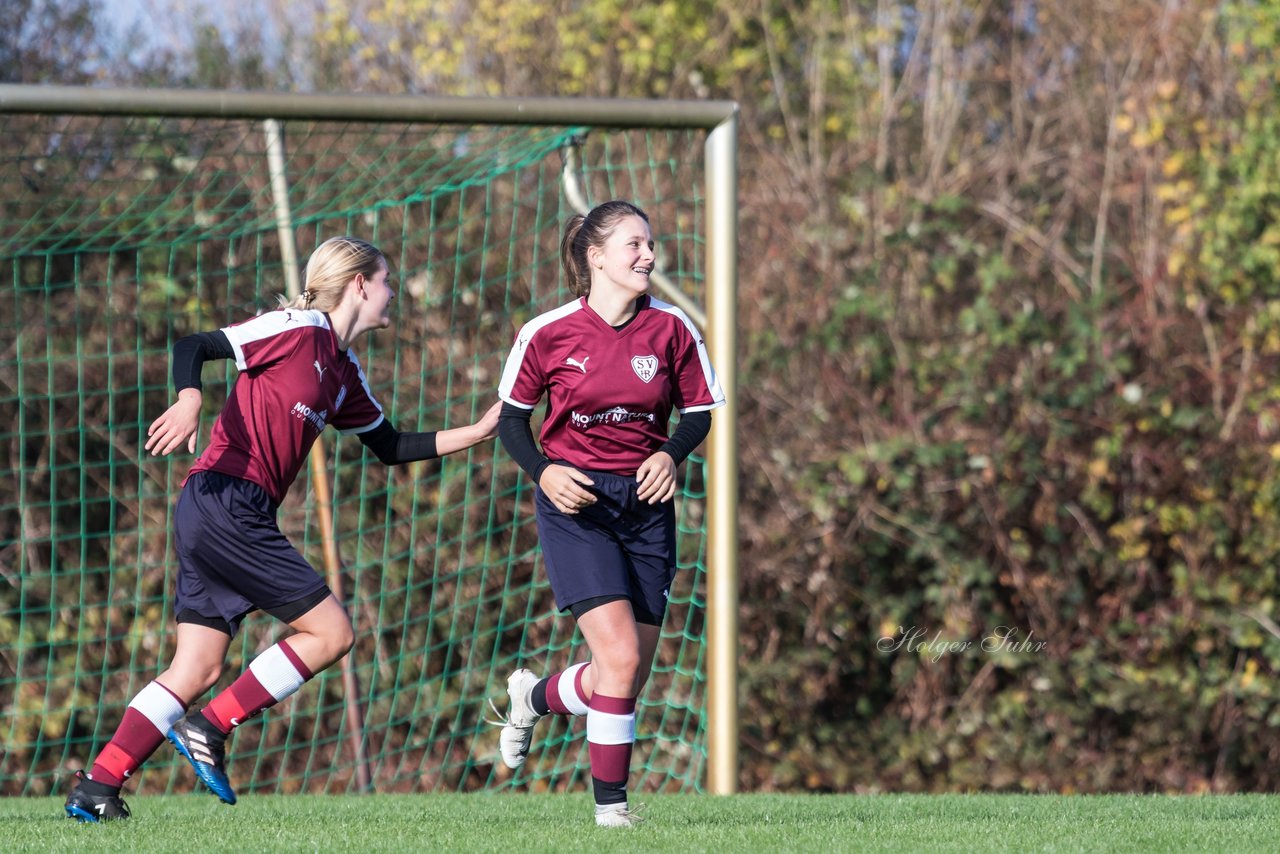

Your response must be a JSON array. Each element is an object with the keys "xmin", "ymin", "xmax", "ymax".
[{"xmin": 4, "ymin": 792, "xmax": 1279, "ymax": 852}]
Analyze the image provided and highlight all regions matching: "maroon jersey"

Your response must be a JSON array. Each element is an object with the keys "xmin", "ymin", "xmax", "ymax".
[
  {"xmin": 499, "ymin": 296, "xmax": 725, "ymax": 475},
  {"xmin": 186, "ymin": 309, "xmax": 385, "ymax": 503}
]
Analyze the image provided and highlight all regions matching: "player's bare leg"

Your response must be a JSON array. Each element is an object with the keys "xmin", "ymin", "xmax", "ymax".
[
  {"xmin": 170, "ymin": 595, "xmax": 353, "ymax": 804},
  {"xmin": 157, "ymin": 623, "xmax": 234, "ymax": 701},
  {"xmin": 575, "ymin": 601, "xmax": 656, "ymax": 827},
  {"xmin": 277, "ymin": 594, "xmax": 356, "ymax": 673},
  {"xmin": 65, "ymin": 624, "xmax": 229, "ymax": 822}
]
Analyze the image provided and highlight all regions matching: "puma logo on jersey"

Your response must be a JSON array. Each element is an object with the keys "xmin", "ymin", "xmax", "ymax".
[
  {"xmin": 566, "ymin": 355, "xmax": 590, "ymax": 373},
  {"xmin": 314, "ymin": 360, "xmax": 327, "ymax": 381}
]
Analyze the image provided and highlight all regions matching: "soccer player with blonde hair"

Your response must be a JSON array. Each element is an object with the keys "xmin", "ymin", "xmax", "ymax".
[{"xmin": 65, "ymin": 236, "xmax": 500, "ymax": 821}]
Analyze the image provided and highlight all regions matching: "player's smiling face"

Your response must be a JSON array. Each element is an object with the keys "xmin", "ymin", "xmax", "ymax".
[{"xmin": 592, "ymin": 215, "xmax": 655, "ymax": 297}]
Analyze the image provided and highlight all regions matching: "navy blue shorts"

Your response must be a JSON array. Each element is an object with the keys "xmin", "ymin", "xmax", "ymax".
[
  {"xmin": 173, "ymin": 470, "xmax": 330, "ymax": 637},
  {"xmin": 534, "ymin": 470, "xmax": 677, "ymax": 625}
]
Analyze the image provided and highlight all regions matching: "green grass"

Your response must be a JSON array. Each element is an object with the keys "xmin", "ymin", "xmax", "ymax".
[{"xmin": 4, "ymin": 792, "xmax": 1279, "ymax": 852}]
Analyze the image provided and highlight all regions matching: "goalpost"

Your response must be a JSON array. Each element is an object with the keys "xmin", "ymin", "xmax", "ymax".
[{"xmin": 0, "ymin": 85, "xmax": 738, "ymax": 797}]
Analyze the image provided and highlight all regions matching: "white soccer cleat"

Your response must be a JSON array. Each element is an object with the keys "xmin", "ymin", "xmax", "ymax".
[
  {"xmin": 487, "ymin": 668, "xmax": 543, "ymax": 769},
  {"xmin": 594, "ymin": 802, "xmax": 646, "ymax": 828}
]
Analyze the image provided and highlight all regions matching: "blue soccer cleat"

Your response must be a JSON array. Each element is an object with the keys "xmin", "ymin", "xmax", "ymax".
[
  {"xmin": 64, "ymin": 770, "xmax": 132, "ymax": 822},
  {"xmin": 167, "ymin": 716, "xmax": 237, "ymax": 804}
]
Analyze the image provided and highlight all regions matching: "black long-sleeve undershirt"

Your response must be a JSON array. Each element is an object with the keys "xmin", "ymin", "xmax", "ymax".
[
  {"xmin": 498, "ymin": 404, "xmax": 554, "ymax": 483},
  {"xmin": 172, "ymin": 330, "xmax": 234, "ymax": 391},
  {"xmin": 658, "ymin": 409, "xmax": 713, "ymax": 466},
  {"xmin": 170, "ymin": 330, "xmax": 438, "ymax": 464},
  {"xmin": 498, "ymin": 402, "xmax": 712, "ymax": 483},
  {"xmin": 357, "ymin": 420, "xmax": 439, "ymax": 464}
]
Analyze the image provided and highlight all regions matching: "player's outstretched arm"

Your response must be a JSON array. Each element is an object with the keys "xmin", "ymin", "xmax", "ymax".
[
  {"xmin": 434, "ymin": 401, "xmax": 501, "ymax": 456},
  {"xmin": 360, "ymin": 401, "xmax": 501, "ymax": 464},
  {"xmin": 146, "ymin": 388, "xmax": 203, "ymax": 456}
]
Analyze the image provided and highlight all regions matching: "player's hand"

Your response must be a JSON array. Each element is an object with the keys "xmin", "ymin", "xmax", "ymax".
[
  {"xmin": 472, "ymin": 401, "xmax": 501, "ymax": 441},
  {"xmin": 539, "ymin": 465, "xmax": 596, "ymax": 514},
  {"xmin": 435, "ymin": 401, "xmax": 505, "ymax": 456},
  {"xmin": 145, "ymin": 388, "xmax": 202, "ymax": 456},
  {"xmin": 636, "ymin": 451, "xmax": 677, "ymax": 504}
]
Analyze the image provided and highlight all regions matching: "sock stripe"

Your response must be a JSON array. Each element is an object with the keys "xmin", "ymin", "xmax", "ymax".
[
  {"xmin": 153, "ymin": 681, "xmax": 187, "ymax": 707},
  {"xmin": 586, "ymin": 710, "xmax": 635, "ymax": 745},
  {"xmin": 572, "ymin": 665, "xmax": 589, "ymax": 706},
  {"xmin": 558, "ymin": 662, "xmax": 590, "ymax": 716},
  {"xmin": 277, "ymin": 638, "xmax": 314, "ymax": 680},
  {"xmin": 586, "ymin": 693, "xmax": 636, "ymax": 746},
  {"xmin": 129, "ymin": 680, "xmax": 187, "ymax": 733},
  {"xmin": 203, "ymin": 693, "xmax": 248, "ymax": 732},
  {"xmin": 588, "ymin": 693, "xmax": 635, "ymax": 715},
  {"xmin": 95, "ymin": 742, "xmax": 140, "ymax": 779},
  {"xmin": 248, "ymin": 643, "xmax": 307, "ymax": 701}
]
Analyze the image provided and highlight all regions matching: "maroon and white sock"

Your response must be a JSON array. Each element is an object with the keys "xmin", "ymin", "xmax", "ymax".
[
  {"xmin": 89, "ymin": 681, "xmax": 187, "ymax": 787},
  {"xmin": 587, "ymin": 693, "xmax": 636, "ymax": 807},
  {"xmin": 534, "ymin": 661, "xmax": 589, "ymax": 717},
  {"xmin": 200, "ymin": 640, "xmax": 312, "ymax": 734}
]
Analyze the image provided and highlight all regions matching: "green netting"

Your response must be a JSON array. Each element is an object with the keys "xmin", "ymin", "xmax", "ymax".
[{"xmin": 0, "ymin": 110, "xmax": 711, "ymax": 798}]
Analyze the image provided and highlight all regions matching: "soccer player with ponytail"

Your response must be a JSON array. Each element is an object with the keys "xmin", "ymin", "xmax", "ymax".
[
  {"xmin": 64, "ymin": 236, "xmax": 500, "ymax": 822},
  {"xmin": 492, "ymin": 201, "xmax": 724, "ymax": 828}
]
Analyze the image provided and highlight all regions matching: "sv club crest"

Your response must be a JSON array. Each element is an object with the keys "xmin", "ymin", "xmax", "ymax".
[{"xmin": 631, "ymin": 355, "xmax": 658, "ymax": 383}]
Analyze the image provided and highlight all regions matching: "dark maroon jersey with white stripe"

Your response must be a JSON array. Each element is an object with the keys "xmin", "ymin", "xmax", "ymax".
[
  {"xmin": 499, "ymin": 296, "xmax": 725, "ymax": 475},
  {"xmin": 185, "ymin": 308, "xmax": 385, "ymax": 503}
]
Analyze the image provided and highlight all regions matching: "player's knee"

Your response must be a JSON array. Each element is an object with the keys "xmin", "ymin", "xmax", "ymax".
[
  {"xmin": 330, "ymin": 621, "xmax": 355, "ymax": 659},
  {"xmin": 197, "ymin": 661, "xmax": 225, "ymax": 694},
  {"xmin": 599, "ymin": 648, "xmax": 642, "ymax": 684},
  {"xmin": 169, "ymin": 661, "xmax": 223, "ymax": 697},
  {"xmin": 160, "ymin": 658, "xmax": 225, "ymax": 699},
  {"xmin": 631, "ymin": 665, "xmax": 653, "ymax": 695}
]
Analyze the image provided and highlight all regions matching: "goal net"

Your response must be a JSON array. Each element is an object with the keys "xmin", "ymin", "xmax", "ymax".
[{"xmin": 0, "ymin": 94, "xmax": 723, "ymax": 798}]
